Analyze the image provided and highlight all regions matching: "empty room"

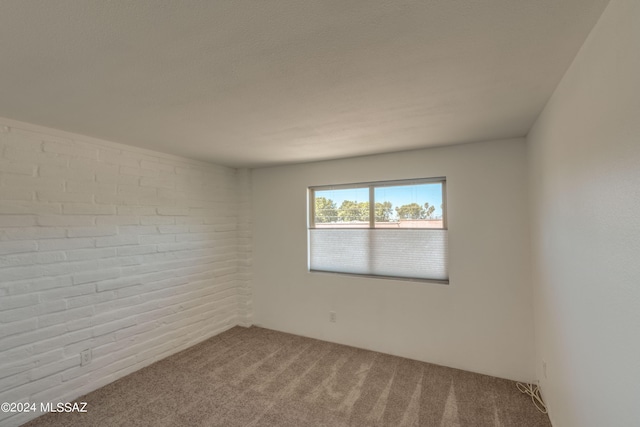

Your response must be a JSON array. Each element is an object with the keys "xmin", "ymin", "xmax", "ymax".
[{"xmin": 0, "ymin": 1, "xmax": 638, "ymax": 426}]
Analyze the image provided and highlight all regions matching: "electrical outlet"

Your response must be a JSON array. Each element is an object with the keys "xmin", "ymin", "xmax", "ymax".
[
  {"xmin": 329, "ymin": 311, "xmax": 337, "ymax": 323},
  {"xmin": 542, "ymin": 360, "xmax": 547, "ymax": 379},
  {"xmin": 80, "ymin": 349, "xmax": 92, "ymax": 366}
]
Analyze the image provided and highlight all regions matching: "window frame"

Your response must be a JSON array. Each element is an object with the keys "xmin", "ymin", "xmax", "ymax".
[
  {"xmin": 307, "ymin": 177, "xmax": 449, "ymax": 284},
  {"xmin": 308, "ymin": 177, "xmax": 447, "ymax": 230}
]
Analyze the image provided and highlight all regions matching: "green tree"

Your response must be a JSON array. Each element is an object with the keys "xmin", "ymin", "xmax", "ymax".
[
  {"xmin": 315, "ymin": 197, "xmax": 338, "ymax": 223},
  {"xmin": 424, "ymin": 202, "xmax": 436, "ymax": 219},
  {"xmin": 338, "ymin": 200, "xmax": 369, "ymax": 222},
  {"xmin": 357, "ymin": 201, "xmax": 369, "ymax": 220},
  {"xmin": 375, "ymin": 201, "xmax": 393, "ymax": 222},
  {"xmin": 395, "ymin": 203, "xmax": 426, "ymax": 220}
]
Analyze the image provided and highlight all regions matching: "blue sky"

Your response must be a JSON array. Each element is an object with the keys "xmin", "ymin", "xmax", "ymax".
[{"xmin": 315, "ymin": 183, "xmax": 443, "ymax": 219}]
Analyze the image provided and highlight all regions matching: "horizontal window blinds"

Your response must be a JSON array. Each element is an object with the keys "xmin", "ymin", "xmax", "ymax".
[{"xmin": 309, "ymin": 229, "xmax": 448, "ymax": 281}]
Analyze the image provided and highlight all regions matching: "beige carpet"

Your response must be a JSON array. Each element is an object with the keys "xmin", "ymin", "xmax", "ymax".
[{"xmin": 23, "ymin": 326, "xmax": 551, "ymax": 426}]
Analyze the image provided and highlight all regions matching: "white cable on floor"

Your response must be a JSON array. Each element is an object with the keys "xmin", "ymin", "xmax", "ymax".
[{"xmin": 516, "ymin": 382, "xmax": 547, "ymax": 414}]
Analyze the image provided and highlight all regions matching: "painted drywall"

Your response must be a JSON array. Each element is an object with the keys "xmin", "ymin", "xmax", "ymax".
[
  {"xmin": 251, "ymin": 139, "xmax": 535, "ymax": 382},
  {"xmin": 0, "ymin": 118, "xmax": 251, "ymax": 427},
  {"xmin": 0, "ymin": 1, "xmax": 609, "ymax": 167},
  {"xmin": 527, "ymin": 0, "xmax": 640, "ymax": 425}
]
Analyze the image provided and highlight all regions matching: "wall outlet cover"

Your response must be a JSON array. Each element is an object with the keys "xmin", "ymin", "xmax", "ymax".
[{"xmin": 81, "ymin": 349, "xmax": 92, "ymax": 366}]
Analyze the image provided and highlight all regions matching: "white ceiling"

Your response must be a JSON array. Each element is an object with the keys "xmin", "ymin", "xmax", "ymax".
[{"xmin": 0, "ymin": 1, "xmax": 609, "ymax": 168}]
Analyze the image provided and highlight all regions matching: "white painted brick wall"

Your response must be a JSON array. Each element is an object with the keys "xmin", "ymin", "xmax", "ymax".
[
  {"xmin": 0, "ymin": 119, "xmax": 252, "ymax": 427},
  {"xmin": 236, "ymin": 168, "xmax": 253, "ymax": 326}
]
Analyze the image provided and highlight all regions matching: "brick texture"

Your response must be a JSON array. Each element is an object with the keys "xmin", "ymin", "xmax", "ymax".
[{"xmin": 0, "ymin": 120, "xmax": 252, "ymax": 427}]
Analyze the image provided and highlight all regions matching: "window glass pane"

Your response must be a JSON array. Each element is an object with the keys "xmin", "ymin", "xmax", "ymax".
[
  {"xmin": 374, "ymin": 183, "xmax": 443, "ymax": 228},
  {"xmin": 314, "ymin": 187, "xmax": 369, "ymax": 227}
]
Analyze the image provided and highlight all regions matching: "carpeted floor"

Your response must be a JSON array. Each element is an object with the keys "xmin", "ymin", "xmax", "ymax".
[{"xmin": 23, "ymin": 326, "xmax": 551, "ymax": 426}]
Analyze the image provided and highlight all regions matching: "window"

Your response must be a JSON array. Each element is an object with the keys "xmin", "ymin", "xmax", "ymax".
[{"xmin": 308, "ymin": 178, "xmax": 448, "ymax": 282}]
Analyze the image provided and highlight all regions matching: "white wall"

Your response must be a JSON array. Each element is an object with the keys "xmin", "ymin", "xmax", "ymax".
[
  {"xmin": 0, "ymin": 118, "xmax": 251, "ymax": 427},
  {"xmin": 252, "ymin": 138, "xmax": 535, "ymax": 381},
  {"xmin": 527, "ymin": 0, "xmax": 640, "ymax": 425}
]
